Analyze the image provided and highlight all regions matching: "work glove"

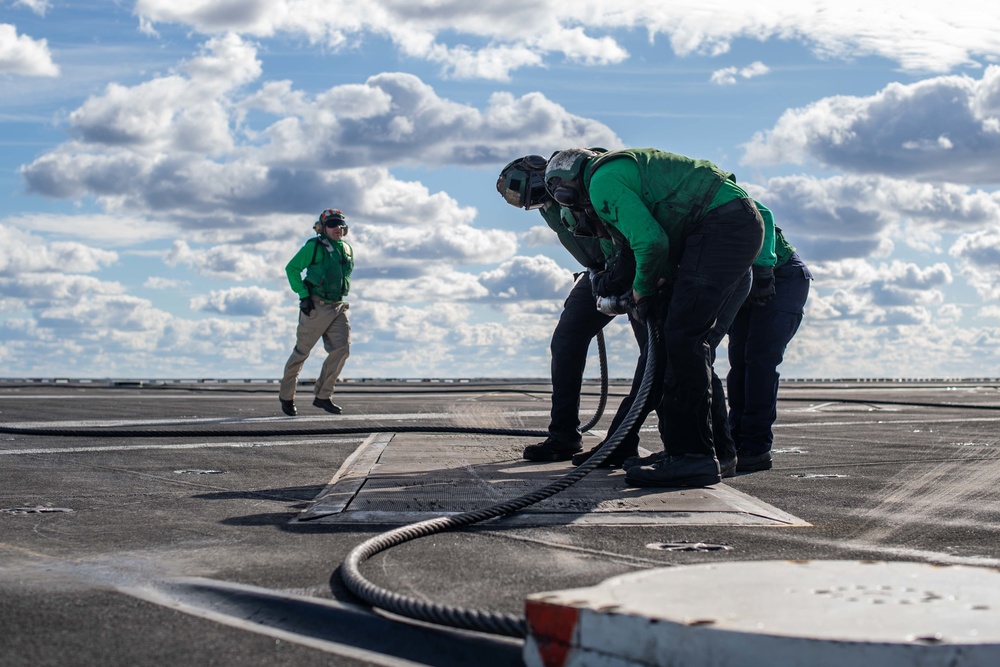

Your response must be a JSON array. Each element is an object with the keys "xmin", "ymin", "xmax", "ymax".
[
  {"xmin": 590, "ymin": 247, "xmax": 636, "ymax": 298},
  {"xmin": 629, "ymin": 298, "xmax": 647, "ymax": 325},
  {"xmin": 299, "ymin": 297, "xmax": 315, "ymax": 316},
  {"xmin": 595, "ymin": 293, "xmax": 632, "ymax": 317},
  {"xmin": 628, "ymin": 283, "xmax": 670, "ymax": 325},
  {"xmin": 749, "ymin": 265, "xmax": 776, "ymax": 307}
]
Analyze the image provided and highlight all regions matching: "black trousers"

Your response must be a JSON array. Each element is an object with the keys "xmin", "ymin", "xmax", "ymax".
[
  {"xmin": 548, "ymin": 273, "xmax": 614, "ymax": 442},
  {"xmin": 658, "ymin": 199, "xmax": 764, "ymax": 458},
  {"xmin": 727, "ymin": 253, "xmax": 811, "ymax": 455}
]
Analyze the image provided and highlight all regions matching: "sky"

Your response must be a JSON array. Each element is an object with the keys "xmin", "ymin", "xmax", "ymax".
[{"xmin": 2, "ymin": 1, "xmax": 1000, "ymax": 381}]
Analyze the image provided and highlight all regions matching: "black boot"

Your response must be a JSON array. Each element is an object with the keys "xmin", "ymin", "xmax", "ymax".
[
  {"xmin": 735, "ymin": 450, "xmax": 772, "ymax": 472},
  {"xmin": 625, "ymin": 454, "xmax": 722, "ymax": 488},
  {"xmin": 522, "ymin": 436, "xmax": 582, "ymax": 462},
  {"xmin": 312, "ymin": 397, "xmax": 343, "ymax": 414},
  {"xmin": 571, "ymin": 442, "xmax": 639, "ymax": 468}
]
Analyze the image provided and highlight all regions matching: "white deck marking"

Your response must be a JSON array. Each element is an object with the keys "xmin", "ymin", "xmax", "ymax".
[
  {"xmin": 0, "ymin": 438, "xmax": 365, "ymax": 456},
  {"xmin": 2, "ymin": 410, "xmax": 550, "ymax": 429}
]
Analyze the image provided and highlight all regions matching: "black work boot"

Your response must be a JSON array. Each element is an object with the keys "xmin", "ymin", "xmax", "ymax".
[
  {"xmin": 622, "ymin": 450, "xmax": 665, "ymax": 470},
  {"xmin": 719, "ymin": 455, "xmax": 737, "ymax": 479},
  {"xmin": 735, "ymin": 450, "xmax": 772, "ymax": 472},
  {"xmin": 279, "ymin": 399, "xmax": 297, "ymax": 416},
  {"xmin": 571, "ymin": 442, "xmax": 639, "ymax": 468},
  {"xmin": 522, "ymin": 436, "xmax": 582, "ymax": 462},
  {"xmin": 312, "ymin": 397, "xmax": 343, "ymax": 414},
  {"xmin": 625, "ymin": 454, "xmax": 722, "ymax": 488}
]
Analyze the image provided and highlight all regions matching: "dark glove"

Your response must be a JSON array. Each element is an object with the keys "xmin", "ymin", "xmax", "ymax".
[
  {"xmin": 299, "ymin": 297, "xmax": 315, "ymax": 316},
  {"xmin": 750, "ymin": 265, "xmax": 776, "ymax": 306},
  {"xmin": 590, "ymin": 269, "xmax": 612, "ymax": 298},
  {"xmin": 590, "ymin": 247, "xmax": 636, "ymax": 298},
  {"xmin": 628, "ymin": 296, "xmax": 648, "ymax": 325},
  {"xmin": 628, "ymin": 283, "xmax": 672, "ymax": 325}
]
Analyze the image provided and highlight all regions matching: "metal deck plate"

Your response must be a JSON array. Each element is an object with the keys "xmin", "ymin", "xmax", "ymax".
[
  {"xmin": 524, "ymin": 560, "xmax": 1000, "ymax": 667},
  {"xmin": 298, "ymin": 432, "xmax": 808, "ymax": 526}
]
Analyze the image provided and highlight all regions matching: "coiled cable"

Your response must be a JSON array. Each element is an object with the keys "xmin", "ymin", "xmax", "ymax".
[{"xmin": 339, "ymin": 318, "xmax": 663, "ymax": 637}]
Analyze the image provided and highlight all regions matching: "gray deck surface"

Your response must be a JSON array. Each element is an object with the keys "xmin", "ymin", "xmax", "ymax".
[{"xmin": 1, "ymin": 379, "xmax": 999, "ymax": 666}]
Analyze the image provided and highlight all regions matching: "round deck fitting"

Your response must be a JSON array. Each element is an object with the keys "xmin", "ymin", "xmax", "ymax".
[{"xmin": 524, "ymin": 560, "xmax": 1000, "ymax": 667}]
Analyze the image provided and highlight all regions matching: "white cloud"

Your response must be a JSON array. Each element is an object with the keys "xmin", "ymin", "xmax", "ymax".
[
  {"xmin": 164, "ymin": 240, "xmax": 279, "ymax": 281},
  {"xmin": 747, "ymin": 174, "xmax": 1000, "ymax": 262},
  {"xmin": 3, "ymin": 213, "xmax": 179, "ymax": 246},
  {"xmin": 66, "ymin": 34, "xmax": 257, "ymax": 154},
  {"xmin": 9, "ymin": 6, "xmax": 1000, "ymax": 382},
  {"xmin": 478, "ymin": 255, "xmax": 577, "ymax": 300},
  {"xmin": 356, "ymin": 223, "xmax": 517, "ymax": 270},
  {"xmin": 950, "ymin": 228, "xmax": 1000, "ymax": 300},
  {"xmin": 355, "ymin": 269, "xmax": 489, "ymax": 303},
  {"xmin": 133, "ymin": 2, "xmax": 1000, "ymax": 80},
  {"xmin": 742, "ymin": 65, "xmax": 1000, "ymax": 183},
  {"xmin": 2, "ymin": 278, "xmax": 169, "ymax": 350},
  {"xmin": 190, "ymin": 285, "xmax": 286, "ymax": 316},
  {"xmin": 245, "ymin": 74, "xmax": 621, "ymax": 168},
  {"xmin": 0, "ymin": 273, "xmax": 125, "ymax": 302},
  {"xmin": 0, "ymin": 23, "xmax": 58, "ymax": 76},
  {"xmin": 144, "ymin": 276, "xmax": 189, "ymax": 290},
  {"xmin": 14, "ymin": 1, "xmax": 50, "ymax": 16},
  {"xmin": 710, "ymin": 61, "xmax": 769, "ymax": 85},
  {"xmin": 0, "ymin": 225, "xmax": 118, "ymax": 276},
  {"xmin": 20, "ymin": 43, "xmax": 619, "ymax": 224},
  {"xmin": 784, "ymin": 312, "xmax": 1000, "ymax": 379},
  {"xmin": 520, "ymin": 225, "xmax": 563, "ymax": 249}
]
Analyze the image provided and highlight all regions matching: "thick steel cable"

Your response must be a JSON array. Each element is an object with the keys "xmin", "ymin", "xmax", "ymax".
[
  {"xmin": 579, "ymin": 329, "xmax": 609, "ymax": 432},
  {"xmin": 0, "ymin": 424, "xmax": 550, "ymax": 438},
  {"xmin": 339, "ymin": 318, "xmax": 664, "ymax": 638}
]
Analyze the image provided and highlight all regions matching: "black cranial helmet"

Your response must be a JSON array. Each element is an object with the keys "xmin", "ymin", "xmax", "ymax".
[
  {"xmin": 544, "ymin": 148, "xmax": 600, "ymax": 209},
  {"xmin": 496, "ymin": 154, "xmax": 550, "ymax": 209}
]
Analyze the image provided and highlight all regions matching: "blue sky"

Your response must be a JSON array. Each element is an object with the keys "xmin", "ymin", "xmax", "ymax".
[{"xmin": 2, "ymin": 1, "xmax": 1000, "ymax": 380}]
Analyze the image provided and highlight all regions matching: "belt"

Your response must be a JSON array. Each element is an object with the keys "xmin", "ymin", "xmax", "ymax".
[{"xmin": 703, "ymin": 197, "xmax": 754, "ymax": 218}]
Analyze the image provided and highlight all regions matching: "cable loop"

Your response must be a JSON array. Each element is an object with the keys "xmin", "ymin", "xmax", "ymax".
[{"xmin": 339, "ymin": 320, "xmax": 664, "ymax": 637}]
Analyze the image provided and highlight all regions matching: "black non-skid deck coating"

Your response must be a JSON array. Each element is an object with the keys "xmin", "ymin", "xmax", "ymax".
[
  {"xmin": 299, "ymin": 432, "xmax": 808, "ymax": 526},
  {"xmin": 3, "ymin": 379, "xmax": 1000, "ymax": 667}
]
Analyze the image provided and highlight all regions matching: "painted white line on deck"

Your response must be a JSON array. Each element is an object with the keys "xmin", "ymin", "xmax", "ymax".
[
  {"xmin": 0, "ymin": 392, "xmax": 534, "ymax": 400},
  {"xmin": 0, "ymin": 438, "xmax": 366, "ymax": 456},
  {"xmin": 775, "ymin": 416, "xmax": 1000, "ymax": 428},
  {"xmin": 2, "ymin": 410, "xmax": 551, "ymax": 429}
]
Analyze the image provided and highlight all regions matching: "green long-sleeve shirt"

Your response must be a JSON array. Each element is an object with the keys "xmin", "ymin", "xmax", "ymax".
[
  {"xmin": 285, "ymin": 236, "xmax": 354, "ymax": 302},
  {"xmin": 585, "ymin": 149, "xmax": 775, "ymax": 296}
]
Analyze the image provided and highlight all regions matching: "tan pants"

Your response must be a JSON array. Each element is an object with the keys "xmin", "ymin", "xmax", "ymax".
[{"xmin": 279, "ymin": 298, "xmax": 350, "ymax": 401}]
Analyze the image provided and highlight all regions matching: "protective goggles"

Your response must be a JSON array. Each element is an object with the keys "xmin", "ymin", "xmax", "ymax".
[{"xmin": 498, "ymin": 155, "xmax": 550, "ymax": 209}]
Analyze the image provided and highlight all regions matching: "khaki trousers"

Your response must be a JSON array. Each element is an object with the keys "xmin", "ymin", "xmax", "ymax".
[{"xmin": 279, "ymin": 298, "xmax": 350, "ymax": 401}]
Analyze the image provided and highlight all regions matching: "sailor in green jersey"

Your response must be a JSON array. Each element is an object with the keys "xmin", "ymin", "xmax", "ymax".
[
  {"xmin": 497, "ymin": 154, "xmax": 643, "ymax": 465},
  {"xmin": 726, "ymin": 205, "xmax": 812, "ymax": 473},
  {"xmin": 544, "ymin": 147, "xmax": 768, "ymax": 488},
  {"xmin": 278, "ymin": 208, "xmax": 354, "ymax": 417}
]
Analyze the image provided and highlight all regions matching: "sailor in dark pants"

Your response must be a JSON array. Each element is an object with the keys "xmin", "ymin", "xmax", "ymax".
[
  {"xmin": 543, "ymin": 147, "xmax": 770, "ymax": 487},
  {"xmin": 727, "ymin": 224, "xmax": 812, "ymax": 472},
  {"xmin": 546, "ymin": 272, "xmax": 614, "ymax": 451},
  {"xmin": 497, "ymin": 153, "xmax": 623, "ymax": 461}
]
